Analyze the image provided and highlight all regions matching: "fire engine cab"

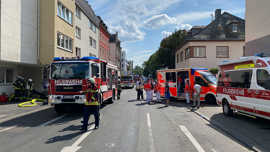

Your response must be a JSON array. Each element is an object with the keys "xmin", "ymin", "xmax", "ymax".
[
  {"xmin": 48, "ymin": 56, "xmax": 119, "ymax": 113},
  {"xmin": 217, "ymin": 56, "xmax": 270, "ymax": 119},
  {"xmin": 157, "ymin": 68, "xmax": 217, "ymax": 103}
]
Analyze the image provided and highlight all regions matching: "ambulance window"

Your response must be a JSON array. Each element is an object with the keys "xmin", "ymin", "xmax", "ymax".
[
  {"xmin": 166, "ymin": 72, "xmax": 176, "ymax": 82},
  {"xmin": 195, "ymin": 76, "xmax": 208, "ymax": 87},
  {"xmin": 91, "ymin": 63, "xmax": 99, "ymax": 78},
  {"xmin": 257, "ymin": 69, "xmax": 270, "ymax": 90},
  {"xmin": 218, "ymin": 73, "xmax": 224, "ymax": 86},
  {"xmin": 228, "ymin": 70, "xmax": 252, "ymax": 88}
]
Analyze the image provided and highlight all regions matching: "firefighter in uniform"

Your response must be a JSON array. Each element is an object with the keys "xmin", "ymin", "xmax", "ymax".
[{"xmin": 80, "ymin": 78, "xmax": 100, "ymax": 132}]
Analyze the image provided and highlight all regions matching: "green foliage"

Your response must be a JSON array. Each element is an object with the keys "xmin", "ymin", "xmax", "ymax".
[
  {"xmin": 133, "ymin": 66, "xmax": 143, "ymax": 75},
  {"xmin": 209, "ymin": 68, "xmax": 219, "ymax": 75},
  {"xmin": 143, "ymin": 30, "xmax": 187, "ymax": 78}
]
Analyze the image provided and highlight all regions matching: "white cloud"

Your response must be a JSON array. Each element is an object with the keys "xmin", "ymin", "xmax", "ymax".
[
  {"xmin": 144, "ymin": 14, "xmax": 176, "ymax": 29},
  {"xmin": 128, "ymin": 50, "xmax": 155, "ymax": 66},
  {"xmin": 161, "ymin": 31, "xmax": 172, "ymax": 38},
  {"xmin": 101, "ymin": 0, "xmax": 183, "ymax": 42}
]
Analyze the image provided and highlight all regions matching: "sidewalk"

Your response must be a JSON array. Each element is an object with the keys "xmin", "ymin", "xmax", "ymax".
[{"xmin": 194, "ymin": 104, "xmax": 270, "ymax": 152}]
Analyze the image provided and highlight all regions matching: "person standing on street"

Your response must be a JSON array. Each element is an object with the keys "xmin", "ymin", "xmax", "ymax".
[
  {"xmin": 165, "ymin": 81, "xmax": 170, "ymax": 106},
  {"xmin": 80, "ymin": 78, "xmax": 100, "ymax": 132},
  {"xmin": 117, "ymin": 79, "xmax": 122, "ymax": 100},
  {"xmin": 154, "ymin": 81, "xmax": 161, "ymax": 103},
  {"xmin": 192, "ymin": 80, "xmax": 201, "ymax": 110},
  {"xmin": 184, "ymin": 79, "xmax": 191, "ymax": 104},
  {"xmin": 136, "ymin": 79, "xmax": 141, "ymax": 100},
  {"xmin": 144, "ymin": 78, "xmax": 151, "ymax": 104}
]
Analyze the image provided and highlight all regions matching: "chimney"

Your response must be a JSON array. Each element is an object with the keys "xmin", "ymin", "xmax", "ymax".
[{"xmin": 215, "ymin": 9, "xmax": 221, "ymax": 19}]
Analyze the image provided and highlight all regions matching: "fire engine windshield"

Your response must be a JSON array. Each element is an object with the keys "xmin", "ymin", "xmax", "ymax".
[
  {"xmin": 121, "ymin": 76, "xmax": 133, "ymax": 81},
  {"xmin": 199, "ymin": 71, "xmax": 217, "ymax": 85},
  {"xmin": 51, "ymin": 62, "xmax": 89, "ymax": 79}
]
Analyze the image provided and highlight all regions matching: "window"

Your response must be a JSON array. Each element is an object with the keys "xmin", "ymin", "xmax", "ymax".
[
  {"xmin": 57, "ymin": 2, "xmax": 73, "ymax": 25},
  {"xmin": 232, "ymin": 24, "xmax": 238, "ymax": 32},
  {"xmin": 57, "ymin": 32, "xmax": 73, "ymax": 52},
  {"xmin": 89, "ymin": 37, "xmax": 93, "ymax": 46},
  {"xmin": 0, "ymin": 69, "xmax": 14, "ymax": 84},
  {"xmin": 166, "ymin": 72, "xmax": 176, "ymax": 82},
  {"xmin": 216, "ymin": 46, "xmax": 229, "ymax": 58},
  {"xmin": 180, "ymin": 51, "xmax": 184, "ymax": 62},
  {"xmin": 91, "ymin": 63, "xmax": 99, "ymax": 77},
  {"xmin": 89, "ymin": 20, "xmax": 96, "ymax": 33},
  {"xmin": 195, "ymin": 76, "xmax": 208, "ymax": 87},
  {"xmin": 76, "ymin": 47, "xmax": 81, "ymax": 57},
  {"xmin": 193, "ymin": 47, "xmax": 206, "ymax": 57},
  {"xmin": 75, "ymin": 26, "xmax": 81, "ymax": 39},
  {"xmin": 75, "ymin": 6, "xmax": 81, "ymax": 19},
  {"xmin": 93, "ymin": 39, "xmax": 96, "ymax": 49},
  {"xmin": 185, "ymin": 48, "xmax": 190, "ymax": 58},
  {"xmin": 257, "ymin": 69, "xmax": 270, "ymax": 90},
  {"xmin": 0, "ymin": 69, "xmax": 4, "ymax": 84},
  {"xmin": 6, "ymin": 69, "xmax": 13, "ymax": 83},
  {"xmin": 224, "ymin": 70, "xmax": 252, "ymax": 88},
  {"xmin": 176, "ymin": 54, "xmax": 179, "ymax": 63}
]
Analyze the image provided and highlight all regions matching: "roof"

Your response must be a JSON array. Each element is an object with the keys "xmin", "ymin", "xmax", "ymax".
[
  {"xmin": 75, "ymin": 0, "xmax": 100, "ymax": 27},
  {"xmin": 186, "ymin": 12, "xmax": 245, "ymax": 41}
]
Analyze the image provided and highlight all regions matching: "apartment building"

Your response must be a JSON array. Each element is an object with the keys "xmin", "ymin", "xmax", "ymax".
[
  {"xmin": 0, "ymin": 0, "xmax": 41, "ymax": 95},
  {"xmin": 245, "ymin": 0, "xmax": 270, "ymax": 56},
  {"xmin": 74, "ymin": 0, "xmax": 99, "ymax": 58},
  {"xmin": 109, "ymin": 33, "xmax": 121, "ymax": 69},
  {"xmin": 98, "ymin": 16, "xmax": 110, "ymax": 62},
  {"xmin": 39, "ymin": 0, "xmax": 76, "ymax": 66},
  {"xmin": 175, "ymin": 9, "xmax": 245, "ymax": 69}
]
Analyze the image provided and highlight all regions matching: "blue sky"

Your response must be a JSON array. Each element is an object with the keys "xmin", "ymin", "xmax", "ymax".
[{"xmin": 89, "ymin": 0, "xmax": 245, "ymax": 66}]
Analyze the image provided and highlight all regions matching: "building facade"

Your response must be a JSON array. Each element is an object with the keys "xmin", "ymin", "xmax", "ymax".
[
  {"xmin": 98, "ymin": 16, "xmax": 110, "ymax": 62},
  {"xmin": 0, "ymin": 0, "xmax": 41, "ymax": 95},
  {"xmin": 74, "ymin": 0, "xmax": 99, "ymax": 58},
  {"xmin": 245, "ymin": 0, "xmax": 270, "ymax": 56},
  {"xmin": 109, "ymin": 33, "xmax": 121, "ymax": 69},
  {"xmin": 175, "ymin": 9, "xmax": 245, "ymax": 69},
  {"xmin": 39, "ymin": 0, "xmax": 76, "ymax": 66}
]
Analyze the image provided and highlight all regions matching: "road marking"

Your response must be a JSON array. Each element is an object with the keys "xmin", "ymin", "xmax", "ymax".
[
  {"xmin": 61, "ymin": 125, "xmax": 95, "ymax": 152},
  {"xmin": 0, "ymin": 106, "xmax": 50, "ymax": 124},
  {"xmin": 40, "ymin": 115, "xmax": 66, "ymax": 127},
  {"xmin": 179, "ymin": 125, "xmax": 205, "ymax": 152},
  {"xmin": 147, "ymin": 113, "xmax": 156, "ymax": 152},
  {"xmin": 0, "ymin": 126, "xmax": 16, "ymax": 133}
]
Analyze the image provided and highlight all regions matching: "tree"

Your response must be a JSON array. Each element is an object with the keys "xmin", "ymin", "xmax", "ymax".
[
  {"xmin": 143, "ymin": 30, "xmax": 187, "ymax": 78},
  {"xmin": 133, "ymin": 65, "xmax": 143, "ymax": 76}
]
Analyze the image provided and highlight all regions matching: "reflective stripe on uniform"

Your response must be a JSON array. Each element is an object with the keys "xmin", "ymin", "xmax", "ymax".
[{"xmin": 85, "ymin": 101, "xmax": 99, "ymax": 106}]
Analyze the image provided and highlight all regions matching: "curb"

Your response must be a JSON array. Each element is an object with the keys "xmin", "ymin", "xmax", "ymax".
[{"xmin": 193, "ymin": 110, "xmax": 262, "ymax": 152}]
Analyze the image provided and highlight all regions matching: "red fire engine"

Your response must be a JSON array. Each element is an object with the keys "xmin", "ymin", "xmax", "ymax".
[
  {"xmin": 48, "ymin": 56, "xmax": 119, "ymax": 113},
  {"xmin": 157, "ymin": 68, "xmax": 217, "ymax": 103}
]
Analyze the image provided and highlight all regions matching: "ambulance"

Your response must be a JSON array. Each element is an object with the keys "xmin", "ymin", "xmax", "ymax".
[
  {"xmin": 217, "ymin": 56, "xmax": 270, "ymax": 119},
  {"xmin": 48, "ymin": 56, "xmax": 119, "ymax": 113},
  {"xmin": 157, "ymin": 68, "xmax": 217, "ymax": 103}
]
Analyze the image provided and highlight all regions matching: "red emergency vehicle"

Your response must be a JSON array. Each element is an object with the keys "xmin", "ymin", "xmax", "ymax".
[
  {"xmin": 157, "ymin": 68, "xmax": 217, "ymax": 102},
  {"xmin": 120, "ymin": 75, "xmax": 134, "ymax": 89},
  {"xmin": 217, "ymin": 56, "xmax": 270, "ymax": 119},
  {"xmin": 48, "ymin": 56, "xmax": 119, "ymax": 113}
]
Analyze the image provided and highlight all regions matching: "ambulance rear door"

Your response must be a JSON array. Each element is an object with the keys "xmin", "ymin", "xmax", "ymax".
[
  {"xmin": 157, "ymin": 71, "xmax": 166, "ymax": 96},
  {"xmin": 166, "ymin": 71, "xmax": 177, "ymax": 97}
]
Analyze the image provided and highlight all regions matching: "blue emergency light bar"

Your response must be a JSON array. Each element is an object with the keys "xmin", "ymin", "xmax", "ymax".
[
  {"xmin": 80, "ymin": 56, "xmax": 99, "ymax": 60},
  {"xmin": 53, "ymin": 56, "xmax": 99, "ymax": 61}
]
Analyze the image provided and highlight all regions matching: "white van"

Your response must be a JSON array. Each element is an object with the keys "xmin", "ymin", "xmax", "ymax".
[{"xmin": 217, "ymin": 56, "xmax": 270, "ymax": 120}]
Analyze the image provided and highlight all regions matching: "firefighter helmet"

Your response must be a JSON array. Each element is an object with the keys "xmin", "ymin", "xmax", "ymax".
[{"xmin": 88, "ymin": 78, "xmax": 96, "ymax": 84}]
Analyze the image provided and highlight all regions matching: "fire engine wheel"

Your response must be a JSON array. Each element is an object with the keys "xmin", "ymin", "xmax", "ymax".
[{"xmin": 222, "ymin": 100, "xmax": 233, "ymax": 116}]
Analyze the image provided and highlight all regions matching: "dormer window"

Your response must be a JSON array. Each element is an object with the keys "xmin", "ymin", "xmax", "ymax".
[{"xmin": 232, "ymin": 24, "xmax": 238, "ymax": 32}]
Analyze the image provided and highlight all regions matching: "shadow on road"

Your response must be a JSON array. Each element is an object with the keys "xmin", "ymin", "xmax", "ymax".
[{"xmin": 207, "ymin": 112, "xmax": 270, "ymax": 151}]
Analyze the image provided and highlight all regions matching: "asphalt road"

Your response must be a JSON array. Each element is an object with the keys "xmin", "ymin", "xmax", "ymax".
[{"xmin": 0, "ymin": 89, "xmax": 251, "ymax": 152}]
